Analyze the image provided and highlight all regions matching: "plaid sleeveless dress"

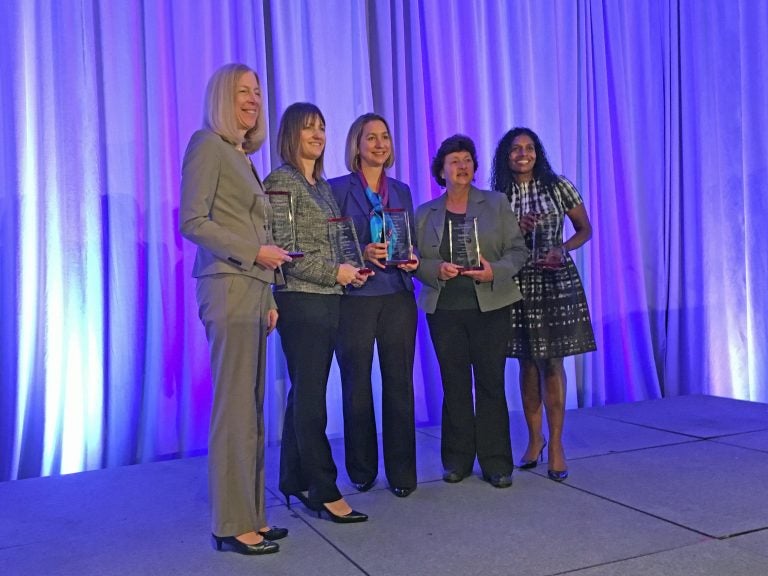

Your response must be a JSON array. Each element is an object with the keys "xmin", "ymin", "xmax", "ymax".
[{"xmin": 506, "ymin": 177, "xmax": 596, "ymax": 359}]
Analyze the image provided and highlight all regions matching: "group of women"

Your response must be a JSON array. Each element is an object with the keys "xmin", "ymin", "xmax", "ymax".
[{"xmin": 180, "ymin": 63, "xmax": 596, "ymax": 556}]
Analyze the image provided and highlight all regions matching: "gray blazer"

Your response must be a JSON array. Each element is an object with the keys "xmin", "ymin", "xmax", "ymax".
[
  {"xmin": 264, "ymin": 165, "xmax": 343, "ymax": 295},
  {"xmin": 180, "ymin": 129, "xmax": 277, "ymax": 290},
  {"xmin": 414, "ymin": 186, "xmax": 528, "ymax": 313}
]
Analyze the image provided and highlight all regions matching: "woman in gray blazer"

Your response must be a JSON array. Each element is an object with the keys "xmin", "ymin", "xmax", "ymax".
[
  {"xmin": 266, "ymin": 102, "xmax": 369, "ymax": 523},
  {"xmin": 180, "ymin": 63, "xmax": 291, "ymax": 555},
  {"xmin": 415, "ymin": 134, "xmax": 528, "ymax": 488}
]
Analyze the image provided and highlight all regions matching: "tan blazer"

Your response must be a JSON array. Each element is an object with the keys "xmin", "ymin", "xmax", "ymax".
[{"xmin": 180, "ymin": 129, "xmax": 276, "ymax": 287}]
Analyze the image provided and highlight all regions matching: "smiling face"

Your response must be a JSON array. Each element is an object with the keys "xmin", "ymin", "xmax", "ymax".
[
  {"xmin": 358, "ymin": 120, "xmax": 392, "ymax": 169},
  {"xmin": 442, "ymin": 150, "xmax": 475, "ymax": 189},
  {"xmin": 234, "ymin": 71, "xmax": 261, "ymax": 133},
  {"xmin": 508, "ymin": 134, "xmax": 537, "ymax": 183},
  {"xmin": 299, "ymin": 114, "xmax": 326, "ymax": 162}
]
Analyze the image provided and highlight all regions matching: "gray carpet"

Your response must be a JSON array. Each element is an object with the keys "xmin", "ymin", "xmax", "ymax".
[{"xmin": 2, "ymin": 394, "xmax": 767, "ymax": 575}]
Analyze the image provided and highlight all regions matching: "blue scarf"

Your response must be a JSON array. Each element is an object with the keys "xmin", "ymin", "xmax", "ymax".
[{"xmin": 359, "ymin": 173, "xmax": 397, "ymax": 261}]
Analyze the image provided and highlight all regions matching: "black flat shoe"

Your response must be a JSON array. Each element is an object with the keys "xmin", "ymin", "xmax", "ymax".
[
  {"xmin": 258, "ymin": 526, "xmax": 288, "ymax": 540},
  {"xmin": 391, "ymin": 486, "xmax": 414, "ymax": 498},
  {"xmin": 547, "ymin": 469, "xmax": 569, "ymax": 482},
  {"xmin": 518, "ymin": 441, "xmax": 547, "ymax": 470},
  {"xmin": 482, "ymin": 472, "xmax": 513, "ymax": 488},
  {"xmin": 318, "ymin": 504, "xmax": 368, "ymax": 524},
  {"xmin": 212, "ymin": 534, "xmax": 279, "ymax": 555},
  {"xmin": 442, "ymin": 470, "xmax": 467, "ymax": 483},
  {"xmin": 352, "ymin": 479, "xmax": 376, "ymax": 492}
]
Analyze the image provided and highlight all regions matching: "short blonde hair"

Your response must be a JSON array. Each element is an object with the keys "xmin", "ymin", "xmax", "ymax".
[
  {"xmin": 344, "ymin": 113, "xmax": 395, "ymax": 172},
  {"xmin": 203, "ymin": 63, "xmax": 266, "ymax": 154},
  {"xmin": 276, "ymin": 102, "xmax": 326, "ymax": 181}
]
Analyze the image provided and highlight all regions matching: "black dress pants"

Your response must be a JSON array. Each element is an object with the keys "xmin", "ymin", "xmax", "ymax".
[
  {"xmin": 426, "ymin": 305, "xmax": 512, "ymax": 476},
  {"xmin": 335, "ymin": 291, "xmax": 417, "ymax": 489},
  {"xmin": 276, "ymin": 291, "xmax": 343, "ymax": 505}
]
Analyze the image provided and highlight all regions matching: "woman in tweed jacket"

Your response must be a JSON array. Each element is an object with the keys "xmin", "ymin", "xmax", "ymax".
[{"xmin": 265, "ymin": 102, "xmax": 369, "ymax": 523}]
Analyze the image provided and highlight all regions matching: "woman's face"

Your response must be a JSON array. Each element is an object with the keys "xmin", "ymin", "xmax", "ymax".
[
  {"xmin": 358, "ymin": 120, "xmax": 391, "ymax": 169},
  {"xmin": 508, "ymin": 134, "xmax": 537, "ymax": 181},
  {"xmin": 442, "ymin": 150, "xmax": 475, "ymax": 188},
  {"xmin": 234, "ymin": 72, "xmax": 261, "ymax": 132},
  {"xmin": 299, "ymin": 115, "xmax": 326, "ymax": 162}
]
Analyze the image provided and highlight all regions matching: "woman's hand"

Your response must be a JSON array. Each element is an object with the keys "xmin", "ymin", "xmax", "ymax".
[
  {"xmin": 537, "ymin": 247, "xmax": 567, "ymax": 270},
  {"xmin": 519, "ymin": 212, "xmax": 538, "ymax": 233},
  {"xmin": 438, "ymin": 262, "xmax": 460, "ymax": 281},
  {"xmin": 266, "ymin": 309, "xmax": 278, "ymax": 335},
  {"xmin": 397, "ymin": 253, "xmax": 419, "ymax": 272},
  {"xmin": 256, "ymin": 245, "xmax": 292, "ymax": 269},
  {"xmin": 363, "ymin": 242, "xmax": 388, "ymax": 269},
  {"xmin": 461, "ymin": 256, "xmax": 494, "ymax": 282},
  {"xmin": 336, "ymin": 263, "xmax": 362, "ymax": 287}
]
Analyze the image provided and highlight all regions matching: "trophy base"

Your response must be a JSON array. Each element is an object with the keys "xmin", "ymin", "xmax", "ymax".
[
  {"xmin": 358, "ymin": 268, "xmax": 374, "ymax": 275},
  {"xmin": 456, "ymin": 265, "xmax": 484, "ymax": 272},
  {"xmin": 288, "ymin": 252, "xmax": 304, "ymax": 258},
  {"xmin": 384, "ymin": 259, "xmax": 418, "ymax": 266}
]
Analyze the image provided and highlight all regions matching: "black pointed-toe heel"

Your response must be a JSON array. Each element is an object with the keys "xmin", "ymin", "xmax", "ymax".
[
  {"xmin": 352, "ymin": 479, "xmax": 376, "ymax": 492},
  {"xmin": 319, "ymin": 504, "xmax": 368, "ymax": 524},
  {"xmin": 391, "ymin": 486, "xmax": 414, "ymax": 498},
  {"xmin": 282, "ymin": 490, "xmax": 311, "ymax": 509},
  {"xmin": 212, "ymin": 534, "xmax": 279, "ymax": 555},
  {"xmin": 518, "ymin": 440, "xmax": 547, "ymax": 470},
  {"xmin": 258, "ymin": 526, "xmax": 288, "ymax": 540},
  {"xmin": 547, "ymin": 469, "xmax": 569, "ymax": 482}
]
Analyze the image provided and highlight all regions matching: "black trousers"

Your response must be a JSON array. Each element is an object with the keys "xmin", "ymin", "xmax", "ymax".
[
  {"xmin": 426, "ymin": 306, "xmax": 513, "ymax": 476},
  {"xmin": 276, "ymin": 292, "xmax": 343, "ymax": 505},
  {"xmin": 335, "ymin": 291, "xmax": 417, "ymax": 489}
]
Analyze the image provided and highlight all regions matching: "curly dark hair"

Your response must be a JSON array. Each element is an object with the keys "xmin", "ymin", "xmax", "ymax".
[
  {"xmin": 490, "ymin": 127, "xmax": 557, "ymax": 194},
  {"xmin": 430, "ymin": 134, "xmax": 478, "ymax": 188}
]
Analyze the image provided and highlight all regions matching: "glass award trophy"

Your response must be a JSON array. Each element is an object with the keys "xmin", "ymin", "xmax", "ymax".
[
  {"xmin": 266, "ymin": 190, "xmax": 303, "ymax": 258},
  {"xmin": 530, "ymin": 212, "xmax": 564, "ymax": 269},
  {"xmin": 328, "ymin": 217, "xmax": 373, "ymax": 275},
  {"xmin": 448, "ymin": 217, "xmax": 483, "ymax": 271},
  {"xmin": 380, "ymin": 208, "xmax": 417, "ymax": 266}
]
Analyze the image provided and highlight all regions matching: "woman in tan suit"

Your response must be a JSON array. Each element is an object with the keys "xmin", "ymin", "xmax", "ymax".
[{"xmin": 180, "ymin": 63, "xmax": 291, "ymax": 555}]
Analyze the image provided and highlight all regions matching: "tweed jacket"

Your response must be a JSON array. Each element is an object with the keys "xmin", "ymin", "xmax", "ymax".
[
  {"xmin": 179, "ymin": 129, "xmax": 277, "ymax": 292},
  {"xmin": 414, "ymin": 186, "xmax": 528, "ymax": 314},
  {"xmin": 328, "ymin": 172, "xmax": 417, "ymax": 294},
  {"xmin": 264, "ymin": 164, "xmax": 343, "ymax": 295}
]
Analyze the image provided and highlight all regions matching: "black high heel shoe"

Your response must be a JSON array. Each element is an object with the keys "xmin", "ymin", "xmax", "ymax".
[
  {"xmin": 352, "ymin": 478, "xmax": 376, "ymax": 492},
  {"xmin": 547, "ymin": 469, "xmax": 569, "ymax": 482},
  {"xmin": 258, "ymin": 526, "xmax": 288, "ymax": 540},
  {"xmin": 282, "ymin": 490, "xmax": 311, "ymax": 509},
  {"xmin": 317, "ymin": 504, "xmax": 368, "ymax": 524},
  {"xmin": 518, "ymin": 440, "xmax": 547, "ymax": 470},
  {"xmin": 212, "ymin": 534, "xmax": 279, "ymax": 555}
]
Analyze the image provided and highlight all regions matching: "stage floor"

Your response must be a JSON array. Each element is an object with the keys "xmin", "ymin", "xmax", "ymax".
[{"xmin": 2, "ymin": 394, "xmax": 768, "ymax": 575}]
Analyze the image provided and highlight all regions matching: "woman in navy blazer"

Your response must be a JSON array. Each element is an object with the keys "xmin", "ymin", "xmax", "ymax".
[
  {"xmin": 329, "ymin": 113, "xmax": 419, "ymax": 498},
  {"xmin": 415, "ymin": 134, "xmax": 528, "ymax": 488}
]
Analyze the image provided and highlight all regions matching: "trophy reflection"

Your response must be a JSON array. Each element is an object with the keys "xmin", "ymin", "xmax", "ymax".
[
  {"xmin": 328, "ymin": 217, "xmax": 373, "ymax": 275},
  {"xmin": 448, "ymin": 217, "xmax": 483, "ymax": 271},
  {"xmin": 267, "ymin": 190, "xmax": 304, "ymax": 258}
]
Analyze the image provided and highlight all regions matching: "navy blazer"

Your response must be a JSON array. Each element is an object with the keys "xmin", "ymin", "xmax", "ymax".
[
  {"xmin": 414, "ymin": 186, "xmax": 528, "ymax": 314},
  {"xmin": 328, "ymin": 173, "xmax": 416, "ymax": 294}
]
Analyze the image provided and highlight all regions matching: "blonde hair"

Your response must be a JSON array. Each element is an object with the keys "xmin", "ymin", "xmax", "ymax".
[
  {"xmin": 203, "ymin": 63, "xmax": 266, "ymax": 154},
  {"xmin": 276, "ymin": 102, "xmax": 326, "ymax": 181},
  {"xmin": 344, "ymin": 113, "xmax": 395, "ymax": 172}
]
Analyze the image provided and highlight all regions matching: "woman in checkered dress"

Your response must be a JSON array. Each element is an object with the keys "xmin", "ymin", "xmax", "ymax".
[{"xmin": 491, "ymin": 127, "xmax": 596, "ymax": 482}]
